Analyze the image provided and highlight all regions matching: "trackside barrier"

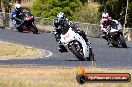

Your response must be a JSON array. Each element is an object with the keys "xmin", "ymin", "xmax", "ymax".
[
  {"xmin": 0, "ymin": 12, "xmax": 12, "ymax": 28},
  {"xmin": 1, "ymin": 12, "xmax": 132, "ymax": 40},
  {"xmin": 0, "ymin": 12, "xmax": 102, "ymax": 37},
  {"xmin": 35, "ymin": 17, "xmax": 102, "ymax": 38}
]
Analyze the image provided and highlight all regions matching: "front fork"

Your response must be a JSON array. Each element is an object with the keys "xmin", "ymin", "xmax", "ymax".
[{"xmin": 108, "ymin": 31, "xmax": 123, "ymax": 45}]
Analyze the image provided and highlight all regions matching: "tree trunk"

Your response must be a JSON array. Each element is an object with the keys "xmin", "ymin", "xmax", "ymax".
[{"xmin": 0, "ymin": 0, "xmax": 1, "ymax": 9}]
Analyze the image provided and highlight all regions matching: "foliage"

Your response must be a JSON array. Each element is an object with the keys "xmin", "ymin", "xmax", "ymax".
[
  {"xmin": 80, "ymin": 0, "xmax": 87, "ymax": 3},
  {"xmin": 2, "ymin": 0, "xmax": 11, "ymax": 12},
  {"xmin": 95, "ymin": 0, "xmax": 132, "ymax": 27},
  {"xmin": 31, "ymin": 0, "xmax": 132, "ymax": 27},
  {"xmin": 73, "ymin": 3, "xmax": 99, "ymax": 24},
  {"xmin": 30, "ymin": 0, "xmax": 99, "ymax": 23},
  {"xmin": 30, "ymin": 0, "xmax": 82, "ymax": 20}
]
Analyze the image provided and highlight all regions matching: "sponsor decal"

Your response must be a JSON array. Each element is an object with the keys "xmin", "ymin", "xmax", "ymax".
[{"xmin": 76, "ymin": 66, "xmax": 131, "ymax": 84}]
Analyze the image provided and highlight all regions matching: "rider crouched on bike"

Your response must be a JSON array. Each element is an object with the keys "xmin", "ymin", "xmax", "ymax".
[
  {"xmin": 11, "ymin": 3, "xmax": 23, "ymax": 31},
  {"xmin": 100, "ymin": 12, "xmax": 123, "ymax": 43},
  {"xmin": 53, "ymin": 12, "xmax": 89, "ymax": 52},
  {"xmin": 100, "ymin": 12, "xmax": 112, "ymax": 40}
]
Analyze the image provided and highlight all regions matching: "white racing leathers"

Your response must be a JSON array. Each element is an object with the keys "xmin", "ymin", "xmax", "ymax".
[{"xmin": 105, "ymin": 20, "xmax": 127, "ymax": 48}]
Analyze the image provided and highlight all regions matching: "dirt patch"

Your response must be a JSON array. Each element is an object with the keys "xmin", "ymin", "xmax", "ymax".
[
  {"xmin": 0, "ymin": 66, "xmax": 131, "ymax": 87},
  {"xmin": 0, "ymin": 41, "xmax": 52, "ymax": 59}
]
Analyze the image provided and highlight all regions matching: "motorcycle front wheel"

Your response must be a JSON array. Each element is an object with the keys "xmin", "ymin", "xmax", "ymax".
[
  {"xmin": 109, "ymin": 37, "xmax": 118, "ymax": 47},
  {"xmin": 118, "ymin": 36, "xmax": 127, "ymax": 48},
  {"xmin": 30, "ymin": 24, "xmax": 38, "ymax": 34},
  {"xmin": 111, "ymin": 40, "xmax": 118, "ymax": 47},
  {"xmin": 70, "ymin": 43, "xmax": 85, "ymax": 61}
]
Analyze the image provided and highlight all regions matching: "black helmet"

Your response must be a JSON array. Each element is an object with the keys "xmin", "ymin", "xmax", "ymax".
[
  {"xmin": 57, "ymin": 12, "xmax": 66, "ymax": 19},
  {"xmin": 54, "ymin": 18, "xmax": 59, "ymax": 28}
]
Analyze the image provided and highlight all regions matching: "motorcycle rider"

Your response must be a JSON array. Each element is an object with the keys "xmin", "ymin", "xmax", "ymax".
[
  {"xmin": 100, "ymin": 12, "xmax": 112, "ymax": 40},
  {"xmin": 11, "ymin": 3, "xmax": 23, "ymax": 31},
  {"xmin": 53, "ymin": 12, "xmax": 89, "ymax": 52},
  {"xmin": 100, "ymin": 12, "xmax": 123, "ymax": 45}
]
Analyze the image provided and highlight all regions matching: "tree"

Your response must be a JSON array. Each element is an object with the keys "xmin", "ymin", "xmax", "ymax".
[
  {"xmin": 73, "ymin": 3, "xmax": 99, "ymax": 24},
  {"xmin": 0, "ymin": 0, "xmax": 1, "ymax": 9},
  {"xmin": 31, "ymin": 0, "xmax": 82, "ymax": 19},
  {"xmin": 80, "ymin": 0, "xmax": 87, "ymax": 3},
  {"xmin": 95, "ymin": 0, "xmax": 132, "ymax": 27},
  {"xmin": 2, "ymin": 0, "xmax": 12, "ymax": 12}
]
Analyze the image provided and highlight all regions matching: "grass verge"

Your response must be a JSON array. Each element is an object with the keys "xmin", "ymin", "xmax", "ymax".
[
  {"xmin": 0, "ymin": 66, "xmax": 131, "ymax": 87},
  {"xmin": 0, "ymin": 41, "xmax": 49, "ymax": 59}
]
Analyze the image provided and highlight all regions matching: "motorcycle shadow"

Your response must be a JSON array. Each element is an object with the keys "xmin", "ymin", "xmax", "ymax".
[
  {"xmin": 66, "ymin": 59, "xmax": 96, "ymax": 61},
  {"xmin": 109, "ymin": 45, "xmax": 129, "ymax": 48},
  {"xmin": 15, "ymin": 30, "xmax": 42, "ymax": 34}
]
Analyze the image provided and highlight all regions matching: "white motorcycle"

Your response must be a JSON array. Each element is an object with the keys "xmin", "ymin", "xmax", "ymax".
[
  {"xmin": 59, "ymin": 27, "xmax": 94, "ymax": 61},
  {"xmin": 105, "ymin": 20, "xmax": 127, "ymax": 48}
]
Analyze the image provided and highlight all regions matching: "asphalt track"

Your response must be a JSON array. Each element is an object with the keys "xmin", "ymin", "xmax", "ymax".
[{"xmin": 0, "ymin": 29, "xmax": 132, "ymax": 68}]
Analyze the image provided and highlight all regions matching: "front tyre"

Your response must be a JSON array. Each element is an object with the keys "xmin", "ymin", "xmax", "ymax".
[
  {"xmin": 111, "ymin": 41, "xmax": 118, "ymax": 47},
  {"xmin": 30, "ymin": 24, "xmax": 38, "ymax": 34},
  {"xmin": 118, "ymin": 36, "xmax": 127, "ymax": 48},
  {"xmin": 70, "ymin": 43, "xmax": 85, "ymax": 61},
  {"xmin": 17, "ymin": 28, "xmax": 23, "ymax": 32},
  {"xmin": 17, "ymin": 27, "xmax": 23, "ymax": 32}
]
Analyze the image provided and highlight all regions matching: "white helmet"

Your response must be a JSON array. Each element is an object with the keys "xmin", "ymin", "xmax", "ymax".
[
  {"xmin": 15, "ymin": 3, "xmax": 21, "ymax": 9},
  {"xmin": 102, "ymin": 12, "xmax": 109, "ymax": 18},
  {"xmin": 15, "ymin": 3, "xmax": 22, "ymax": 12}
]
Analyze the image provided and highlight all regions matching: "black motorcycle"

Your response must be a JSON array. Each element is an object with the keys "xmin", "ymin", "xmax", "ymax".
[
  {"xmin": 18, "ymin": 11, "xmax": 38, "ymax": 34},
  {"xmin": 106, "ymin": 21, "xmax": 127, "ymax": 48}
]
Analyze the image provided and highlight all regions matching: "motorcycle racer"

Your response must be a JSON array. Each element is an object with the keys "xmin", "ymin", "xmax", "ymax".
[
  {"xmin": 11, "ymin": 3, "xmax": 23, "ymax": 31},
  {"xmin": 100, "ymin": 12, "xmax": 112, "ymax": 39},
  {"xmin": 53, "ymin": 12, "xmax": 89, "ymax": 52}
]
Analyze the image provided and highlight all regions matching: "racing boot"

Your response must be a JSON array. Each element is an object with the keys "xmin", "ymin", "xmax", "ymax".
[
  {"xmin": 102, "ymin": 33, "xmax": 110, "ymax": 45},
  {"xmin": 58, "ymin": 45, "xmax": 68, "ymax": 53},
  {"xmin": 102, "ymin": 32, "xmax": 107, "ymax": 40},
  {"xmin": 107, "ymin": 38, "xmax": 110, "ymax": 45},
  {"xmin": 58, "ymin": 41, "xmax": 68, "ymax": 53}
]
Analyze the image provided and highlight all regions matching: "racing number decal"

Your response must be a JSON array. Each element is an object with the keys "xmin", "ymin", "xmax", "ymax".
[{"xmin": 64, "ymin": 33, "xmax": 70, "ymax": 40}]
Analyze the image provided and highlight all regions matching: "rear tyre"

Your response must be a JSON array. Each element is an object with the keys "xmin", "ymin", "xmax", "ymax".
[
  {"xmin": 118, "ymin": 36, "xmax": 127, "ymax": 48},
  {"xmin": 70, "ymin": 44, "xmax": 85, "ymax": 61}
]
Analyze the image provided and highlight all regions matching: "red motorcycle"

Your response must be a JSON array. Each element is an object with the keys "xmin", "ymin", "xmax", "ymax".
[{"xmin": 18, "ymin": 11, "xmax": 38, "ymax": 34}]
